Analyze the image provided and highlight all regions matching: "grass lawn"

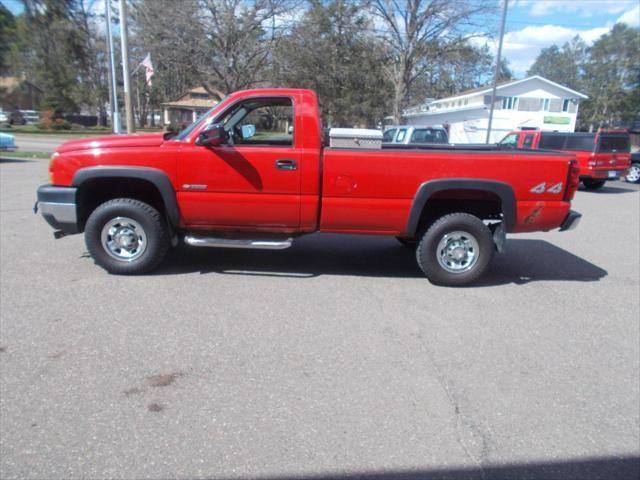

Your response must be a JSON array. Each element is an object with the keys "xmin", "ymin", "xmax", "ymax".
[{"xmin": 0, "ymin": 150, "xmax": 51, "ymax": 159}]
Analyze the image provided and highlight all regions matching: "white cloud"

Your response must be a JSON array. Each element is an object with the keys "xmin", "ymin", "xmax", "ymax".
[
  {"xmin": 474, "ymin": 23, "xmax": 612, "ymax": 76},
  {"xmin": 514, "ymin": 0, "xmax": 636, "ymax": 18},
  {"xmin": 617, "ymin": 4, "xmax": 640, "ymax": 27}
]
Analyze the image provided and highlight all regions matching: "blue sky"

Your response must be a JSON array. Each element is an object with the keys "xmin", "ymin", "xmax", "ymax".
[
  {"xmin": 3, "ymin": 0, "xmax": 639, "ymax": 77},
  {"xmin": 478, "ymin": 0, "xmax": 639, "ymax": 76}
]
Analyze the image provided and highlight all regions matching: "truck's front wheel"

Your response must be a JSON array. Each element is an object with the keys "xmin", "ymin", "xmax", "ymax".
[
  {"xmin": 84, "ymin": 198, "xmax": 170, "ymax": 274},
  {"xmin": 416, "ymin": 213, "xmax": 494, "ymax": 286}
]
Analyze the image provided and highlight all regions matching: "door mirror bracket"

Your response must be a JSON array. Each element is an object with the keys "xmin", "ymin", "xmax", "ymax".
[{"xmin": 196, "ymin": 123, "xmax": 226, "ymax": 147}]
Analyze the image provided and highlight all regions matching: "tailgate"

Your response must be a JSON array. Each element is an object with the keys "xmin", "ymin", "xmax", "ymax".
[{"xmin": 594, "ymin": 133, "xmax": 631, "ymax": 171}]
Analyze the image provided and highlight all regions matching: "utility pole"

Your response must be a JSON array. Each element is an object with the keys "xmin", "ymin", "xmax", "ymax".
[
  {"xmin": 119, "ymin": 0, "xmax": 135, "ymax": 133},
  {"xmin": 105, "ymin": 0, "xmax": 120, "ymax": 134},
  {"xmin": 485, "ymin": 0, "xmax": 508, "ymax": 144}
]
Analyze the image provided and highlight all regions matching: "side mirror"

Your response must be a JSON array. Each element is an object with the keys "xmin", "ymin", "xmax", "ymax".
[{"xmin": 196, "ymin": 123, "xmax": 226, "ymax": 146}]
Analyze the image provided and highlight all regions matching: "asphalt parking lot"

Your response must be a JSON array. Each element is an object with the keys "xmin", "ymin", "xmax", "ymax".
[{"xmin": 1, "ymin": 156, "xmax": 639, "ymax": 479}]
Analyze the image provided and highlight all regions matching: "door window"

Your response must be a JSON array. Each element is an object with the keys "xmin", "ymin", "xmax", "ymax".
[
  {"xmin": 396, "ymin": 128, "xmax": 407, "ymax": 142},
  {"xmin": 499, "ymin": 133, "xmax": 518, "ymax": 147},
  {"xmin": 218, "ymin": 97, "xmax": 294, "ymax": 147},
  {"xmin": 522, "ymin": 134, "xmax": 534, "ymax": 148}
]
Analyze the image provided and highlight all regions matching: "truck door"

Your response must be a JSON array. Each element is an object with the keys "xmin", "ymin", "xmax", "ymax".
[{"xmin": 177, "ymin": 95, "xmax": 302, "ymax": 230}]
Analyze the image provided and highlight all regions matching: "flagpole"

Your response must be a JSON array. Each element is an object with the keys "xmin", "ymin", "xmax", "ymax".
[
  {"xmin": 486, "ymin": 0, "xmax": 508, "ymax": 144},
  {"xmin": 119, "ymin": 0, "xmax": 135, "ymax": 134},
  {"xmin": 105, "ymin": 0, "xmax": 120, "ymax": 134}
]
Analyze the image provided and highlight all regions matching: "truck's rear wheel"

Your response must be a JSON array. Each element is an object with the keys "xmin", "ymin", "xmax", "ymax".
[
  {"xmin": 582, "ymin": 179, "xmax": 606, "ymax": 190},
  {"xmin": 84, "ymin": 198, "xmax": 170, "ymax": 274},
  {"xmin": 416, "ymin": 213, "xmax": 494, "ymax": 286}
]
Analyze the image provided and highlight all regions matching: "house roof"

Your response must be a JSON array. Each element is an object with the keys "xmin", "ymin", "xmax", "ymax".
[
  {"xmin": 161, "ymin": 86, "xmax": 217, "ymax": 109},
  {"xmin": 409, "ymin": 75, "xmax": 588, "ymax": 110},
  {"xmin": 161, "ymin": 98, "xmax": 217, "ymax": 109},
  {"xmin": 0, "ymin": 76, "xmax": 43, "ymax": 93}
]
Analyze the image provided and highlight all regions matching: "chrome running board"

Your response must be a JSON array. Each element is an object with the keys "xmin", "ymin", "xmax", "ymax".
[{"xmin": 184, "ymin": 235, "xmax": 293, "ymax": 250}]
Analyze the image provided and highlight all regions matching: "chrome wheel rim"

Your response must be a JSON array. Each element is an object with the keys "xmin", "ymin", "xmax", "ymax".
[
  {"xmin": 626, "ymin": 165, "xmax": 640, "ymax": 183},
  {"xmin": 436, "ymin": 230, "xmax": 479, "ymax": 273},
  {"xmin": 101, "ymin": 217, "xmax": 147, "ymax": 261}
]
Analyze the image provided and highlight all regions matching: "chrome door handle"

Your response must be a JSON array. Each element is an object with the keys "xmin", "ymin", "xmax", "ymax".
[{"xmin": 275, "ymin": 159, "xmax": 297, "ymax": 171}]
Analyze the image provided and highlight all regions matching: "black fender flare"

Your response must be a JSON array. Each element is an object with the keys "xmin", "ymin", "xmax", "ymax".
[
  {"xmin": 72, "ymin": 166, "xmax": 180, "ymax": 227},
  {"xmin": 406, "ymin": 178, "xmax": 517, "ymax": 236}
]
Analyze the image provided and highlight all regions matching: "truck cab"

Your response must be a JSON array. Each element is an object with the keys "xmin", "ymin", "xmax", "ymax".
[{"xmin": 500, "ymin": 129, "xmax": 631, "ymax": 189}]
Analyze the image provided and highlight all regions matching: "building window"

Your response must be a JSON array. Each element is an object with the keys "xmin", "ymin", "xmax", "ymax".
[
  {"xmin": 540, "ymin": 98, "xmax": 551, "ymax": 111},
  {"xmin": 464, "ymin": 99, "xmax": 468, "ymax": 106},
  {"xmin": 501, "ymin": 97, "xmax": 518, "ymax": 110},
  {"xmin": 562, "ymin": 99, "xmax": 570, "ymax": 112}
]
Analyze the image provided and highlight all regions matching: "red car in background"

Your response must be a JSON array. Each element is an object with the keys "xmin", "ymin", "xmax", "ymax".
[{"xmin": 500, "ymin": 129, "xmax": 631, "ymax": 190}]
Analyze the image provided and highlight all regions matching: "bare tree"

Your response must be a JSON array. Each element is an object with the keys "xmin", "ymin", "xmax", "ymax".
[
  {"xmin": 196, "ymin": 0, "xmax": 295, "ymax": 97},
  {"xmin": 130, "ymin": 0, "xmax": 202, "ymax": 107},
  {"xmin": 371, "ymin": 0, "xmax": 494, "ymax": 122}
]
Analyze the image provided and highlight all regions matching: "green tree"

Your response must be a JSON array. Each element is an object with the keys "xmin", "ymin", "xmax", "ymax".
[
  {"xmin": 4, "ymin": 1, "xmax": 110, "ymax": 119},
  {"xmin": 580, "ymin": 24, "xmax": 640, "ymax": 128},
  {"xmin": 274, "ymin": 0, "xmax": 391, "ymax": 127},
  {"xmin": 527, "ymin": 36, "xmax": 587, "ymax": 92},
  {"xmin": 0, "ymin": 4, "xmax": 15, "ymax": 74}
]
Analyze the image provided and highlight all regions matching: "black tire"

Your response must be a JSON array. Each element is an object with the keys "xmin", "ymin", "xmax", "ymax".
[
  {"xmin": 416, "ymin": 213, "xmax": 494, "ymax": 286},
  {"xmin": 625, "ymin": 163, "xmax": 640, "ymax": 184},
  {"xmin": 582, "ymin": 178, "xmax": 606, "ymax": 190},
  {"xmin": 84, "ymin": 198, "xmax": 170, "ymax": 274},
  {"xmin": 396, "ymin": 236, "xmax": 418, "ymax": 248}
]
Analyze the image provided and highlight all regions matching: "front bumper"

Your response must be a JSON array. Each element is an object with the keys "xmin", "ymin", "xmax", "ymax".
[
  {"xmin": 35, "ymin": 184, "xmax": 79, "ymax": 234},
  {"xmin": 559, "ymin": 210, "xmax": 582, "ymax": 232}
]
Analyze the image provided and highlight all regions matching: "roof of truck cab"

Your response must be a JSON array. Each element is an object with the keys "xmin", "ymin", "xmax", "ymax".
[{"xmin": 229, "ymin": 88, "xmax": 316, "ymax": 98}]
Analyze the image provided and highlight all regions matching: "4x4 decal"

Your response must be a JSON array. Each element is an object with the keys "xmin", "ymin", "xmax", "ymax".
[{"xmin": 530, "ymin": 182, "xmax": 563, "ymax": 194}]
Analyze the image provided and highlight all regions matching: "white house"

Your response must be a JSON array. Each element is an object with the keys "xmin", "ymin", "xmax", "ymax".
[{"xmin": 402, "ymin": 76, "xmax": 588, "ymax": 143}]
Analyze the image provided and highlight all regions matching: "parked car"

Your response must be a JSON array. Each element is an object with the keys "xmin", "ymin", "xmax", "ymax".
[
  {"xmin": 500, "ymin": 129, "xmax": 631, "ymax": 189},
  {"xmin": 626, "ymin": 152, "xmax": 640, "ymax": 184},
  {"xmin": 383, "ymin": 125, "xmax": 449, "ymax": 145},
  {"xmin": 36, "ymin": 88, "xmax": 581, "ymax": 286},
  {"xmin": 8, "ymin": 111, "xmax": 26, "ymax": 125},
  {"xmin": 0, "ymin": 111, "xmax": 8, "ymax": 124},
  {"xmin": 20, "ymin": 110, "xmax": 40, "ymax": 124},
  {"xmin": 0, "ymin": 132, "xmax": 17, "ymax": 151}
]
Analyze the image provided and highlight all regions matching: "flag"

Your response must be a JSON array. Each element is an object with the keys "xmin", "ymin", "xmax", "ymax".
[{"xmin": 139, "ymin": 53, "xmax": 154, "ymax": 87}]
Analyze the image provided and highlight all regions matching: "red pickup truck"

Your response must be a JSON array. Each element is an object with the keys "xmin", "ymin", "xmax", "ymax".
[
  {"xmin": 500, "ymin": 129, "xmax": 631, "ymax": 190},
  {"xmin": 36, "ymin": 88, "xmax": 582, "ymax": 285}
]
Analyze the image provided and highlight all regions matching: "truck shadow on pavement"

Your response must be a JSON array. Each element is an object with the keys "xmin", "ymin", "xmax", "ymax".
[
  {"xmin": 207, "ymin": 456, "xmax": 640, "ymax": 480},
  {"xmin": 158, "ymin": 235, "xmax": 607, "ymax": 285},
  {"xmin": 578, "ymin": 182, "xmax": 639, "ymax": 194}
]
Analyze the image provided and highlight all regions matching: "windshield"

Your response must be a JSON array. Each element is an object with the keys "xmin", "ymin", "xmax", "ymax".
[
  {"xmin": 382, "ymin": 128, "xmax": 397, "ymax": 142},
  {"xmin": 173, "ymin": 96, "xmax": 229, "ymax": 141}
]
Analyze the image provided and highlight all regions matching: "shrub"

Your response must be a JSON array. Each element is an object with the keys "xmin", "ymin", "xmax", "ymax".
[{"xmin": 52, "ymin": 118, "xmax": 72, "ymax": 130}]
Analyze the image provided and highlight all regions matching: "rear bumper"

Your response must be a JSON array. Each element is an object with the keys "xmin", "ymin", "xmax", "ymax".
[
  {"xmin": 36, "ymin": 184, "xmax": 79, "ymax": 234},
  {"xmin": 560, "ymin": 210, "xmax": 582, "ymax": 232},
  {"xmin": 582, "ymin": 169, "xmax": 628, "ymax": 180}
]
